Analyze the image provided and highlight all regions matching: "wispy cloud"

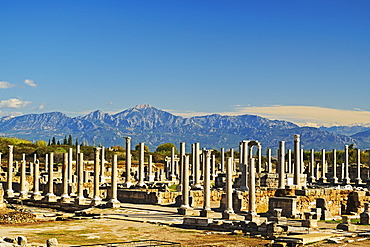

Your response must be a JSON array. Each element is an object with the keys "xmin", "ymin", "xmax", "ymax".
[
  {"xmin": 24, "ymin": 79, "xmax": 37, "ymax": 87},
  {"xmin": 0, "ymin": 98, "xmax": 32, "ymax": 109},
  {"xmin": 33, "ymin": 103, "xmax": 47, "ymax": 111},
  {"xmin": 167, "ymin": 105, "xmax": 370, "ymax": 127},
  {"xmin": 0, "ymin": 81, "xmax": 15, "ymax": 89}
]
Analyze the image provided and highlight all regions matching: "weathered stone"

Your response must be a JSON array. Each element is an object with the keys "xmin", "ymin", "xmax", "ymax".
[{"xmin": 46, "ymin": 238, "xmax": 58, "ymax": 247}]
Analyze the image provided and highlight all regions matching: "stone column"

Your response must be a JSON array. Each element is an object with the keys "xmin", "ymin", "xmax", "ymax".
[
  {"xmin": 278, "ymin": 141, "xmax": 285, "ymax": 189},
  {"xmin": 319, "ymin": 149, "xmax": 327, "ymax": 183},
  {"xmin": 124, "ymin": 137, "xmax": 133, "ymax": 187},
  {"xmin": 221, "ymin": 148, "xmax": 225, "ymax": 173},
  {"xmin": 178, "ymin": 155, "xmax": 193, "ymax": 215},
  {"xmin": 200, "ymin": 150, "xmax": 214, "ymax": 218},
  {"xmin": 287, "ymin": 149, "xmax": 292, "ymax": 173},
  {"xmin": 293, "ymin": 135, "xmax": 301, "ymax": 187},
  {"xmin": 211, "ymin": 155, "xmax": 216, "ymax": 180},
  {"xmin": 148, "ymin": 154, "xmax": 155, "ymax": 182},
  {"xmin": 240, "ymin": 140, "xmax": 249, "ymax": 191},
  {"xmin": 44, "ymin": 153, "xmax": 48, "ymax": 172},
  {"xmin": 192, "ymin": 143, "xmax": 202, "ymax": 189},
  {"xmin": 107, "ymin": 154, "xmax": 121, "ymax": 208},
  {"xmin": 308, "ymin": 149, "xmax": 315, "ymax": 183},
  {"xmin": 6, "ymin": 145, "xmax": 14, "ymax": 198},
  {"xmin": 170, "ymin": 146, "xmax": 176, "ymax": 181},
  {"xmin": 68, "ymin": 148, "xmax": 73, "ymax": 183},
  {"xmin": 75, "ymin": 145, "xmax": 80, "ymax": 176},
  {"xmin": 331, "ymin": 149, "xmax": 338, "ymax": 184},
  {"xmin": 100, "ymin": 146, "xmax": 105, "ymax": 182},
  {"xmin": 75, "ymin": 152, "xmax": 85, "ymax": 205},
  {"xmin": 257, "ymin": 145, "xmax": 262, "ymax": 173},
  {"xmin": 91, "ymin": 147, "xmax": 102, "ymax": 205},
  {"xmin": 19, "ymin": 156, "xmax": 27, "ymax": 199},
  {"xmin": 31, "ymin": 160, "xmax": 42, "ymax": 200},
  {"xmin": 245, "ymin": 158, "xmax": 258, "ymax": 221},
  {"xmin": 343, "ymin": 145, "xmax": 350, "ymax": 185},
  {"xmin": 179, "ymin": 142, "xmax": 185, "ymax": 183},
  {"xmin": 138, "ymin": 142, "xmax": 146, "ymax": 187},
  {"xmin": 60, "ymin": 153, "xmax": 70, "ymax": 202},
  {"xmin": 230, "ymin": 148, "xmax": 235, "ymax": 174},
  {"xmin": 355, "ymin": 149, "xmax": 362, "ymax": 185},
  {"xmin": 239, "ymin": 142, "xmax": 243, "ymax": 172},
  {"xmin": 267, "ymin": 148, "xmax": 272, "ymax": 173},
  {"xmin": 45, "ymin": 152, "xmax": 57, "ymax": 202},
  {"xmin": 222, "ymin": 157, "xmax": 236, "ymax": 220},
  {"xmin": 301, "ymin": 149, "xmax": 304, "ymax": 175}
]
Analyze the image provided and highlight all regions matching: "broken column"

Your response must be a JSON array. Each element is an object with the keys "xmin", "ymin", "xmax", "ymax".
[
  {"xmin": 6, "ymin": 145, "xmax": 14, "ymax": 198},
  {"xmin": 222, "ymin": 157, "xmax": 236, "ymax": 220},
  {"xmin": 148, "ymin": 154, "xmax": 155, "ymax": 182},
  {"xmin": 91, "ymin": 147, "xmax": 102, "ymax": 206},
  {"xmin": 200, "ymin": 149, "xmax": 214, "ymax": 218},
  {"xmin": 107, "ymin": 154, "xmax": 121, "ymax": 208}
]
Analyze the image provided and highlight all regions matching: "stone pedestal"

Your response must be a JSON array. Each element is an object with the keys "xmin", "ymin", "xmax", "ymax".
[
  {"xmin": 360, "ymin": 203, "xmax": 370, "ymax": 225},
  {"xmin": 200, "ymin": 209, "xmax": 215, "ymax": 218},
  {"xmin": 178, "ymin": 206, "xmax": 194, "ymax": 216},
  {"xmin": 337, "ymin": 216, "xmax": 357, "ymax": 231}
]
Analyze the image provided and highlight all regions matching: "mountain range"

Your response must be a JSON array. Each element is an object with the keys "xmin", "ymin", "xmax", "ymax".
[{"xmin": 1, "ymin": 104, "xmax": 370, "ymax": 151}]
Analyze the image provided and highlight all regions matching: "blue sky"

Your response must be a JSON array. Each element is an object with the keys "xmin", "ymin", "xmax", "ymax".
[{"xmin": 1, "ymin": 1, "xmax": 370, "ymax": 126}]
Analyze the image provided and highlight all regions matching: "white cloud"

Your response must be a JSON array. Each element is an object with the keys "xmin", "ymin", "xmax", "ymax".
[
  {"xmin": 0, "ymin": 81, "xmax": 15, "ymax": 89},
  {"xmin": 168, "ymin": 105, "xmax": 370, "ymax": 127},
  {"xmin": 33, "ymin": 103, "xmax": 47, "ymax": 110},
  {"xmin": 24, "ymin": 79, "xmax": 37, "ymax": 87},
  {"xmin": 0, "ymin": 98, "xmax": 32, "ymax": 109}
]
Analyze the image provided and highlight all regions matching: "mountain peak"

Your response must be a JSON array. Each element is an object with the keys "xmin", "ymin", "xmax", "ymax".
[{"xmin": 134, "ymin": 104, "xmax": 153, "ymax": 110}]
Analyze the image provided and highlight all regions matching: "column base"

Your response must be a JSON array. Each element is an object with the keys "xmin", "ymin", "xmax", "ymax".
[
  {"xmin": 342, "ymin": 178, "xmax": 351, "ymax": 185},
  {"xmin": 191, "ymin": 184, "xmax": 203, "ymax": 190},
  {"xmin": 244, "ymin": 213, "xmax": 260, "ymax": 222},
  {"xmin": 123, "ymin": 182, "xmax": 135, "ymax": 188},
  {"xmin": 355, "ymin": 178, "xmax": 362, "ymax": 185},
  {"xmin": 19, "ymin": 191, "xmax": 28, "ymax": 199},
  {"xmin": 178, "ymin": 206, "xmax": 194, "ymax": 216},
  {"xmin": 44, "ymin": 193, "xmax": 57, "ymax": 202},
  {"xmin": 59, "ymin": 195, "xmax": 71, "ymax": 203},
  {"xmin": 5, "ymin": 189, "xmax": 14, "ymax": 198},
  {"xmin": 106, "ymin": 199, "xmax": 121, "ymax": 208},
  {"xmin": 91, "ymin": 197, "xmax": 102, "ymax": 206},
  {"xmin": 200, "ymin": 209, "xmax": 215, "ymax": 218},
  {"xmin": 74, "ymin": 196, "xmax": 86, "ymax": 205},
  {"xmin": 318, "ymin": 177, "xmax": 327, "ymax": 184},
  {"xmin": 330, "ymin": 177, "xmax": 338, "ymax": 184},
  {"xmin": 31, "ymin": 192, "xmax": 42, "ymax": 201},
  {"xmin": 148, "ymin": 175, "xmax": 155, "ymax": 182},
  {"xmin": 222, "ymin": 211, "xmax": 237, "ymax": 220}
]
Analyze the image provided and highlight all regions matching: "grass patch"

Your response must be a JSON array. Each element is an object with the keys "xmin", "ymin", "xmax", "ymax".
[
  {"xmin": 126, "ymin": 227, "xmax": 139, "ymax": 231},
  {"xmin": 175, "ymin": 230, "xmax": 198, "ymax": 234},
  {"xmin": 168, "ymin": 184, "xmax": 178, "ymax": 192}
]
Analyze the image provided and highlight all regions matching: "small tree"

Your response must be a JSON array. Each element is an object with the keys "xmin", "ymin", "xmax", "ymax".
[{"xmin": 155, "ymin": 143, "xmax": 177, "ymax": 155}]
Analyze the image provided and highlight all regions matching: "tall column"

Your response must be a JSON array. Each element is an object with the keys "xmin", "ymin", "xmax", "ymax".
[
  {"xmin": 355, "ymin": 149, "xmax": 362, "ymax": 184},
  {"xmin": 68, "ymin": 148, "xmax": 73, "ymax": 182},
  {"xmin": 179, "ymin": 142, "xmax": 185, "ymax": 183},
  {"xmin": 31, "ymin": 160, "xmax": 42, "ymax": 200},
  {"xmin": 137, "ymin": 142, "xmax": 146, "ymax": 187},
  {"xmin": 60, "ymin": 153, "xmax": 70, "ymax": 202},
  {"xmin": 75, "ymin": 145, "xmax": 80, "ymax": 177},
  {"xmin": 192, "ymin": 143, "xmax": 202, "ymax": 189},
  {"xmin": 44, "ymin": 153, "xmax": 48, "ymax": 172},
  {"xmin": 319, "ymin": 149, "xmax": 327, "ymax": 183},
  {"xmin": 267, "ymin": 148, "xmax": 272, "ymax": 173},
  {"xmin": 331, "ymin": 149, "xmax": 338, "ymax": 184},
  {"xmin": 239, "ymin": 142, "xmax": 243, "ymax": 172},
  {"xmin": 343, "ymin": 145, "xmax": 350, "ymax": 184},
  {"xmin": 200, "ymin": 150, "xmax": 214, "ymax": 218},
  {"xmin": 309, "ymin": 149, "xmax": 315, "ymax": 183},
  {"xmin": 257, "ymin": 145, "xmax": 262, "ymax": 173},
  {"xmin": 301, "ymin": 149, "xmax": 304, "ymax": 175},
  {"xmin": 6, "ymin": 145, "xmax": 14, "ymax": 198},
  {"xmin": 92, "ymin": 147, "xmax": 102, "ymax": 205},
  {"xmin": 240, "ymin": 141, "xmax": 249, "ymax": 191},
  {"xmin": 45, "ymin": 152, "xmax": 57, "ymax": 202},
  {"xmin": 222, "ymin": 157, "xmax": 236, "ymax": 220},
  {"xmin": 221, "ymin": 148, "xmax": 225, "ymax": 173},
  {"xmin": 230, "ymin": 148, "xmax": 235, "ymax": 174},
  {"xmin": 19, "ymin": 156, "xmax": 27, "ymax": 199},
  {"xmin": 178, "ymin": 155, "xmax": 193, "ymax": 215},
  {"xmin": 170, "ymin": 146, "xmax": 176, "ymax": 181},
  {"xmin": 293, "ymin": 135, "xmax": 301, "ymax": 187},
  {"xmin": 124, "ymin": 137, "xmax": 133, "ymax": 187},
  {"xmin": 245, "ymin": 158, "xmax": 258, "ymax": 221},
  {"xmin": 107, "ymin": 154, "xmax": 121, "ymax": 208},
  {"xmin": 75, "ymin": 152, "xmax": 85, "ymax": 205},
  {"xmin": 278, "ymin": 141, "xmax": 285, "ymax": 189},
  {"xmin": 100, "ymin": 146, "xmax": 105, "ymax": 182}
]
